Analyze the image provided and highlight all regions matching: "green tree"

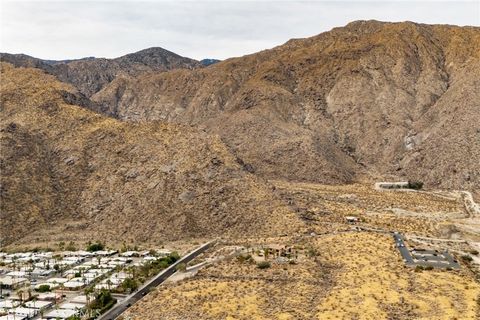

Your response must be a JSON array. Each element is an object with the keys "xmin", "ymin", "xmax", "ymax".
[
  {"xmin": 256, "ymin": 261, "xmax": 271, "ymax": 269},
  {"xmin": 121, "ymin": 278, "xmax": 138, "ymax": 292},
  {"xmin": 36, "ymin": 284, "xmax": 51, "ymax": 293},
  {"xmin": 86, "ymin": 242, "xmax": 104, "ymax": 252},
  {"xmin": 106, "ymin": 279, "xmax": 112, "ymax": 291},
  {"xmin": 407, "ymin": 180, "xmax": 424, "ymax": 190},
  {"xmin": 176, "ymin": 263, "xmax": 187, "ymax": 272}
]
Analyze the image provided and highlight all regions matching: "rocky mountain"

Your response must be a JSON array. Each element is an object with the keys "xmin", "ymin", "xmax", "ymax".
[
  {"xmin": 200, "ymin": 58, "xmax": 221, "ymax": 66},
  {"xmin": 1, "ymin": 20, "xmax": 479, "ymax": 247},
  {"xmin": 0, "ymin": 63, "xmax": 302, "ymax": 247},
  {"xmin": 90, "ymin": 21, "xmax": 480, "ymax": 191},
  {"xmin": 0, "ymin": 47, "xmax": 201, "ymax": 97}
]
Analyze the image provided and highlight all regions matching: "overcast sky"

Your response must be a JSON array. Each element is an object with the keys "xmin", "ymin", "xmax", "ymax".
[{"xmin": 1, "ymin": 1, "xmax": 479, "ymax": 60}]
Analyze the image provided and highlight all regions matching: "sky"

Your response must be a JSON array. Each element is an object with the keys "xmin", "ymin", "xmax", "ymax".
[{"xmin": 1, "ymin": 0, "xmax": 479, "ymax": 61}]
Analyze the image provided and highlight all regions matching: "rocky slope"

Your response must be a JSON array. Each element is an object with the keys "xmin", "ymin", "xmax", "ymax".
[
  {"xmin": 0, "ymin": 47, "xmax": 201, "ymax": 97},
  {"xmin": 1, "ymin": 20, "xmax": 479, "ymax": 247},
  {"xmin": 90, "ymin": 21, "xmax": 480, "ymax": 191},
  {"xmin": 0, "ymin": 63, "xmax": 302, "ymax": 247}
]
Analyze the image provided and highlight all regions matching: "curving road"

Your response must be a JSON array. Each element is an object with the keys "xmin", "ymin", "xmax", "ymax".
[
  {"xmin": 99, "ymin": 240, "xmax": 215, "ymax": 320},
  {"xmin": 460, "ymin": 191, "xmax": 480, "ymax": 217}
]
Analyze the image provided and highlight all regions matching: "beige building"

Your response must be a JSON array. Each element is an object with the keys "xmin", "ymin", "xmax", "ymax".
[{"xmin": 0, "ymin": 276, "xmax": 29, "ymax": 289}]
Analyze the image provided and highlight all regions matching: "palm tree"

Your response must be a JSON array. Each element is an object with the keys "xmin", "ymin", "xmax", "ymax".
[
  {"xmin": 84, "ymin": 287, "xmax": 93, "ymax": 318},
  {"xmin": 26, "ymin": 287, "xmax": 32, "ymax": 301},
  {"xmin": 15, "ymin": 288, "xmax": 23, "ymax": 304},
  {"xmin": 106, "ymin": 279, "xmax": 112, "ymax": 291}
]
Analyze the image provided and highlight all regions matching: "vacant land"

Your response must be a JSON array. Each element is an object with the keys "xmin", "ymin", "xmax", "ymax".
[
  {"xmin": 122, "ymin": 182, "xmax": 480, "ymax": 319},
  {"xmin": 273, "ymin": 181, "xmax": 472, "ymax": 239},
  {"xmin": 123, "ymin": 232, "xmax": 479, "ymax": 319}
]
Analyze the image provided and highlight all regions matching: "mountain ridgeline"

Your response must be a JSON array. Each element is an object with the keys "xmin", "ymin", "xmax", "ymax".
[
  {"xmin": 92, "ymin": 21, "xmax": 479, "ymax": 190},
  {"xmin": 0, "ymin": 47, "xmax": 202, "ymax": 97},
  {"xmin": 1, "ymin": 20, "xmax": 479, "ymax": 246}
]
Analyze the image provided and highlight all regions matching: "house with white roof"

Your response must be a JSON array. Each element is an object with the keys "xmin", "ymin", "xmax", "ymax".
[
  {"xmin": 8, "ymin": 307, "xmax": 37, "ymax": 318},
  {"xmin": 43, "ymin": 308, "xmax": 78, "ymax": 319},
  {"xmin": 0, "ymin": 276, "xmax": 28, "ymax": 289},
  {"xmin": 0, "ymin": 300, "xmax": 20, "ymax": 309},
  {"xmin": 25, "ymin": 300, "xmax": 53, "ymax": 309},
  {"xmin": 0, "ymin": 315, "xmax": 27, "ymax": 320}
]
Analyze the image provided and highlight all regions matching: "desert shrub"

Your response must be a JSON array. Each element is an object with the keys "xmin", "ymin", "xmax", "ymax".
[
  {"xmin": 236, "ymin": 254, "xmax": 253, "ymax": 264},
  {"xmin": 469, "ymin": 250, "xmax": 479, "ymax": 255},
  {"xmin": 424, "ymin": 265, "xmax": 434, "ymax": 270},
  {"xmin": 414, "ymin": 265, "xmax": 424, "ymax": 272},
  {"xmin": 407, "ymin": 181, "xmax": 424, "ymax": 190},
  {"xmin": 86, "ymin": 242, "xmax": 104, "ymax": 252},
  {"xmin": 36, "ymin": 284, "xmax": 51, "ymax": 292},
  {"xmin": 176, "ymin": 263, "xmax": 187, "ymax": 272},
  {"xmin": 307, "ymin": 247, "xmax": 318, "ymax": 257},
  {"xmin": 461, "ymin": 255, "xmax": 473, "ymax": 263},
  {"xmin": 65, "ymin": 241, "xmax": 77, "ymax": 251},
  {"xmin": 257, "ymin": 261, "xmax": 271, "ymax": 269}
]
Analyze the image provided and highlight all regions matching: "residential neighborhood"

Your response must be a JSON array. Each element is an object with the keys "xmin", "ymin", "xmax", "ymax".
[{"xmin": 0, "ymin": 246, "xmax": 178, "ymax": 319}]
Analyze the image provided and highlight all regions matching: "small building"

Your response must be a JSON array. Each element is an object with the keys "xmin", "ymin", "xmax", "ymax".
[
  {"xmin": 43, "ymin": 308, "xmax": 78, "ymax": 319},
  {"xmin": 0, "ymin": 276, "xmax": 28, "ymax": 289},
  {"xmin": 30, "ymin": 268, "xmax": 55, "ymax": 278},
  {"xmin": 63, "ymin": 256, "xmax": 84, "ymax": 264},
  {"xmin": 6, "ymin": 271, "xmax": 27, "ymax": 278},
  {"xmin": 0, "ymin": 315, "xmax": 27, "ymax": 320},
  {"xmin": 121, "ymin": 251, "xmax": 140, "ymax": 257},
  {"xmin": 345, "ymin": 216, "xmax": 359, "ymax": 224},
  {"xmin": 375, "ymin": 181, "xmax": 409, "ymax": 190},
  {"xmin": 143, "ymin": 256, "xmax": 157, "ymax": 262},
  {"xmin": 36, "ymin": 292, "xmax": 58, "ymax": 301},
  {"xmin": 69, "ymin": 295, "xmax": 88, "ymax": 305},
  {"xmin": 63, "ymin": 279, "xmax": 85, "ymax": 290},
  {"xmin": 24, "ymin": 300, "xmax": 53, "ymax": 309},
  {"xmin": 47, "ymin": 277, "xmax": 69, "ymax": 284},
  {"xmin": 58, "ymin": 302, "xmax": 85, "ymax": 310},
  {"xmin": 157, "ymin": 249, "xmax": 172, "ymax": 256},
  {"xmin": 0, "ymin": 300, "xmax": 20, "ymax": 309},
  {"xmin": 93, "ymin": 250, "xmax": 117, "ymax": 257},
  {"xmin": 8, "ymin": 307, "xmax": 37, "ymax": 318}
]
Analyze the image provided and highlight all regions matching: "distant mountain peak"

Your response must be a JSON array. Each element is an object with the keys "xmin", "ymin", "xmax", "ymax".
[
  {"xmin": 1, "ymin": 46, "xmax": 201, "ymax": 97},
  {"xmin": 200, "ymin": 58, "xmax": 221, "ymax": 66}
]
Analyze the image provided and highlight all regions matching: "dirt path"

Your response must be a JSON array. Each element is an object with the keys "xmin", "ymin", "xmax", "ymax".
[
  {"xmin": 460, "ymin": 191, "xmax": 480, "ymax": 218},
  {"xmin": 374, "ymin": 182, "xmax": 479, "ymax": 218}
]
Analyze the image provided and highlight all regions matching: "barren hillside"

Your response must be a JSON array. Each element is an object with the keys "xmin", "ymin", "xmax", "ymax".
[
  {"xmin": 91, "ymin": 21, "xmax": 480, "ymax": 190},
  {"xmin": 1, "ymin": 20, "xmax": 479, "ymax": 248},
  {"xmin": 0, "ymin": 47, "xmax": 201, "ymax": 97},
  {"xmin": 0, "ymin": 63, "xmax": 302, "ymax": 247}
]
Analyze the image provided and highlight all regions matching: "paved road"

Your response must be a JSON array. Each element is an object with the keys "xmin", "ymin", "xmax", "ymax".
[
  {"xmin": 99, "ymin": 240, "xmax": 215, "ymax": 320},
  {"xmin": 393, "ymin": 233, "xmax": 414, "ymax": 264},
  {"xmin": 393, "ymin": 233, "xmax": 460, "ymax": 269}
]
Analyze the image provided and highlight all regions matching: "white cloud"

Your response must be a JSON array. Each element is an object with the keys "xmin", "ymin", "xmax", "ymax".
[{"xmin": 1, "ymin": 0, "xmax": 479, "ymax": 60}]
